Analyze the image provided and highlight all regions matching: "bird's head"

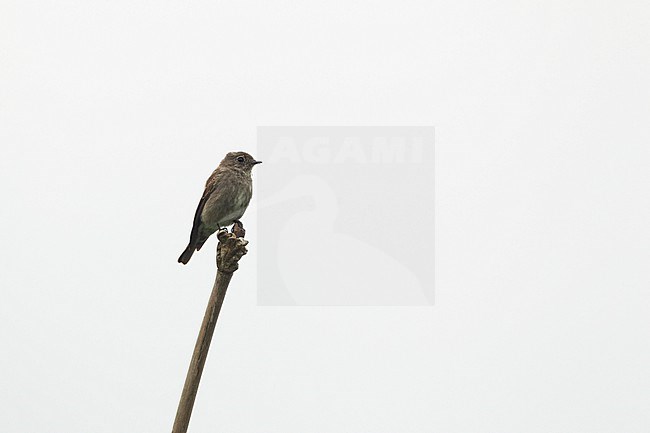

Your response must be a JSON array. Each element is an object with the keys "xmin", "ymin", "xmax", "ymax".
[{"xmin": 222, "ymin": 151, "xmax": 262, "ymax": 172}]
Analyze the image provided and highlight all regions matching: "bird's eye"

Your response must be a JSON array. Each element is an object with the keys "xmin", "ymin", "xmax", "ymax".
[{"xmin": 237, "ymin": 156, "xmax": 245, "ymax": 163}]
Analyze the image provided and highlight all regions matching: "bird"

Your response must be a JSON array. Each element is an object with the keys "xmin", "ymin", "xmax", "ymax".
[{"xmin": 178, "ymin": 151, "xmax": 262, "ymax": 264}]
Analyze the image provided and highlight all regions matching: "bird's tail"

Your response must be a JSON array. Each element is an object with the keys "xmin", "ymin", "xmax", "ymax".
[{"xmin": 178, "ymin": 244, "xmax": 195, "ymax": 265}]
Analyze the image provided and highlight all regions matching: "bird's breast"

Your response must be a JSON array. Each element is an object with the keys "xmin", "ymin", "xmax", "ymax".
[{"xmin": 201, "ymin": 181, "xmax": 252, "ymax": 228}]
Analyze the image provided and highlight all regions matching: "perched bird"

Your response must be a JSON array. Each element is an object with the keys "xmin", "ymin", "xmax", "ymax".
[{"xmin": 178, "ymin": 151, "xmax": 261, "ymax": 264}]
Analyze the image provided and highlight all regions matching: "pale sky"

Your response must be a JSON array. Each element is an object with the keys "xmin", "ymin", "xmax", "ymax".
[{"xmin": 1, "ymin": 0, "xmax": 649, "ymax": 432}]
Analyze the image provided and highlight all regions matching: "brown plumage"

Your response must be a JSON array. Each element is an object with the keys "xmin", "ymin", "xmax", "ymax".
[{"xmin": 178, "ymin": 151, "xmax": 261, "ymax": 264}]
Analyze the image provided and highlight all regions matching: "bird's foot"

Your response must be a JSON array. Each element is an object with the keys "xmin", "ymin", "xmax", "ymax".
[{"xmin": 232, "ymin": 220, "xmax": 246, "ymax": 238}]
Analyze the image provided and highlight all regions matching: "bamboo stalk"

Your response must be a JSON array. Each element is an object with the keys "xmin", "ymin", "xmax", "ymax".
[{"xmin": 172, "ymin": 228, "xmax": 248, "ymax": 433}]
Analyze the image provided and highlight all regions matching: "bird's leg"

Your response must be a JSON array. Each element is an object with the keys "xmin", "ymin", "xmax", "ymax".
[{"xmin": 215, "ymin": 223, "xmax": 228, "ymax": 236}]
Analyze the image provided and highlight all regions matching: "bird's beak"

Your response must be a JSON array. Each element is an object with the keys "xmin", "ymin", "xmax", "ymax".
[{"xmin": 254, "ymin": 160, "xmax": 263, "ymax": 165}]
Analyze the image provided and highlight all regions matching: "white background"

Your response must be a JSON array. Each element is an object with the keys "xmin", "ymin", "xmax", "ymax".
[{"xmin": 1, "ymin": 0, "xmax": 649, "ymax": 432}]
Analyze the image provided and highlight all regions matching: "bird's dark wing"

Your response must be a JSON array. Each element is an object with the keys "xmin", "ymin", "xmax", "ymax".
[
  {"xmin": 188, "ymin": 196, "xmax": 206, "ymax": 247},
  {"xmin": 188, "ymin": 170, "xmax": 221, "ymax": 247}
]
